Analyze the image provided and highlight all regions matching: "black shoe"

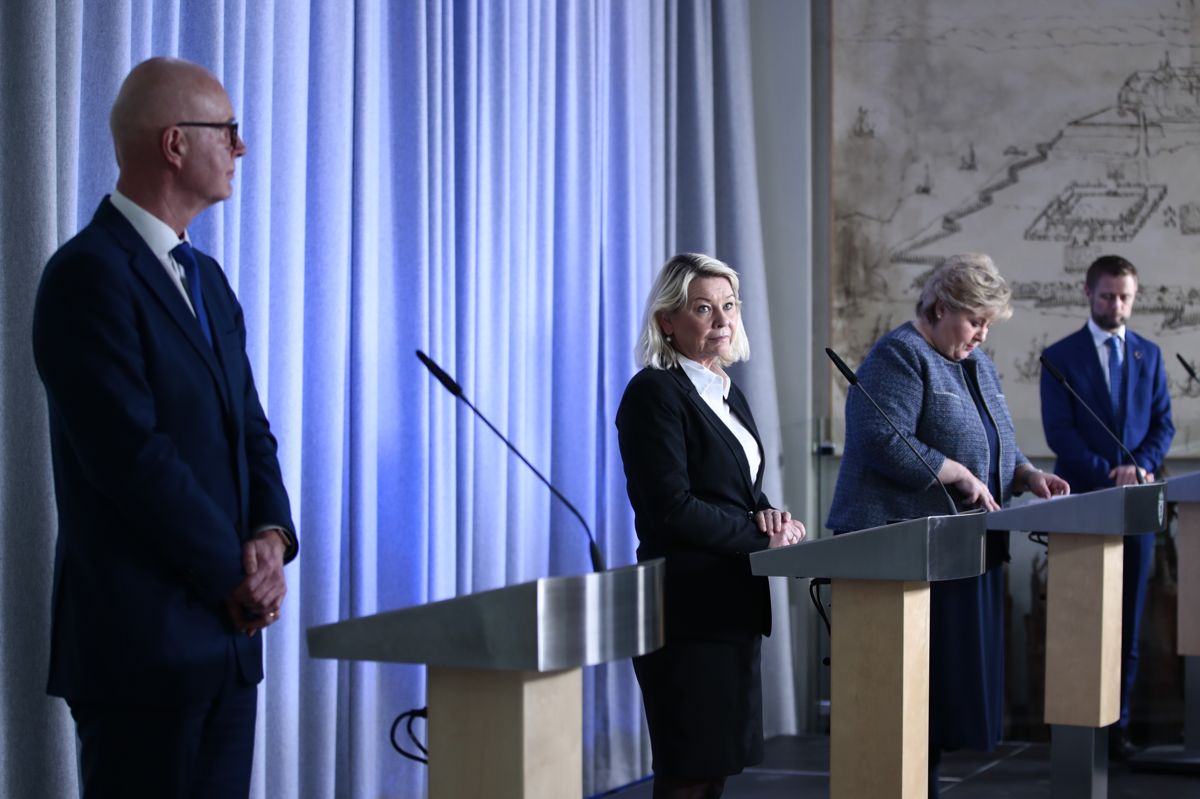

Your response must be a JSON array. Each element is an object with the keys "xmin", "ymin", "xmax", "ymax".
[{"xmin": 1109, "ymin": 729, "xmax": 1138, "ymax": 761}]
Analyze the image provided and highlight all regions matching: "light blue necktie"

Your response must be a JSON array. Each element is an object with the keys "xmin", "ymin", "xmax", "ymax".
[
  {"xmin": 171, "ymin": 242, "xmax": 213, "ymax": 348},
  {"xmin": 1107, "ymin": 335, "xmax": 1124, "ymax": 453}
]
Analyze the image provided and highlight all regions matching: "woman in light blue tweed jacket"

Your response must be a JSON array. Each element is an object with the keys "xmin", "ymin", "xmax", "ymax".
[{"xmin": 827, "ymin": 253, "xmax": 1069, "ymax": 797}]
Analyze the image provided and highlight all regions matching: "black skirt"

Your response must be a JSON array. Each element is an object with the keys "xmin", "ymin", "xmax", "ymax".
[{"xmin": 633, "ymin": 635, "xmax": 764, "ymax": 777}]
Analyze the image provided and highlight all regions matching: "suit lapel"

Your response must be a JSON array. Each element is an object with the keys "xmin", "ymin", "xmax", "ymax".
[
  {"xmin": 1123, "ymin": 331, "xmax": 1147, "ymax": 444},
  {"xmin": 726, "ymin": 386, "xmax": 765, "ymax": 492},
  {"xmin": 96, "ymin": 200, "xmax": 233, "ymax": 415},
  {"xmin": 1074, "ymin": 326, "xmax": 1118, "ymax": 428},
  {"xmin": 194, "ymin": 252, "xmax": 238, "ymax": 413},
  {"xmin": 668, "ymin": 367, "xmax": 759, "ymax": 496}
]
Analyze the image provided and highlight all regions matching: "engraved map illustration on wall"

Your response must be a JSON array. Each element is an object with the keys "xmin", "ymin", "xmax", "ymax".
[{"xmin": 832, "ymin": 0, "xmax": 1200, "ymax": 456}]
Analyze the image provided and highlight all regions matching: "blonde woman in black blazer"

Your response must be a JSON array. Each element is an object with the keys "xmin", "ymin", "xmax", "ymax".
[{"xmin": 616, "ymin": 253, "xmax": 804, "ymax": 799}]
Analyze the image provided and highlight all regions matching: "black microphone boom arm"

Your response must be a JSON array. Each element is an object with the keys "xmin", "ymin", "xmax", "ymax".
[
  {"xmin": 1178, "ymin": 352, "xmax": 1199, "ymax": 384},
  {"xmin": 1040, "ymin": 354, "xmax": 1144, "ymax": 484},
  {"xmin": 825, "ymin": 348, "xmax": 959, "ymax": 515},
  {"xmin": 415, "ymin": 350, "xmax": 606, "ymax": 572}
]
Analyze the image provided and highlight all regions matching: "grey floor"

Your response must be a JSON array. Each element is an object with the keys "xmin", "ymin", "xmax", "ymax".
[{"xmin": 602, "ymin": 735, "xmax": 1200, "ymax": 798}]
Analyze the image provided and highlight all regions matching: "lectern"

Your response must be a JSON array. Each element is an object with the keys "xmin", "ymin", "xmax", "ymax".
[
  {"xmin": 986, "ymin": 482, "xmax": 1166, "ymax": 799},
  {"xmin": 1131, "ymin": 470, "xmax": 1200, "ymax": 773},
  {"xmin": 307, "ymin": 560, "xmax": 665, "ymax": 799},
  {"xmin": 751, "ymin": 513, "xmax": 988, "ymax": 799}
]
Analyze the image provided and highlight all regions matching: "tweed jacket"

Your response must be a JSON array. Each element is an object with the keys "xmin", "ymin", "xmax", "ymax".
[{"xmin": 826, "ymin": 322, "xmax": 1031, "ymax": 533}]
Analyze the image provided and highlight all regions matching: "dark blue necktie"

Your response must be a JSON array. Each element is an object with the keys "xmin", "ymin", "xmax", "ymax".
[
  {"xmin": 171, "ymin": 241, "xmax": 213, "ymax": 348},
  {"xmin": 1107, "ymin": 335, "xmax": 1124, "ymax": 455}
]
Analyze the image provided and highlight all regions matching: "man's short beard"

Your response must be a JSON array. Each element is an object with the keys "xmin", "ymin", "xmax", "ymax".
[{"xmin": 1092, "ymin": 310, "xmax": 1126, "ymax": 331}]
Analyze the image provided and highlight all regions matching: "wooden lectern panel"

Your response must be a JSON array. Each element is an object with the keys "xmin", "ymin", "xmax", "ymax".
[
  {"xmin": 1044, "ymin": 534, "xmax": 1122, "ymax": 727},
  {"xmin": 1180, "ymin": 504, "xmax": 1200, "ymax": 656},
  {"xmin": 831, "ymin": 580, "xmax": 930, "ymax": 799},
  {"xmin": 427, "ymin": 666, "xmax": 582, "ymax": 799}
]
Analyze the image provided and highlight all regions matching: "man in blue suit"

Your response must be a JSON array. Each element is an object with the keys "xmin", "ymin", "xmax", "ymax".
[
  {"xmin": 32, "ymin": 57, "xmax": 297, "ymax": 797},
  {"xmin": 1040, "ymin": 254, "xmax": 1173, "ymax": 759}
]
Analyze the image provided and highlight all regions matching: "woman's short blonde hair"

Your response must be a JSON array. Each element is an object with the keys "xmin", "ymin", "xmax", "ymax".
[
  {"xmin": 916, "ymin": 253, "xmax": 1013, "ymax": 323},
  {"xmin": 636, "ymin": 253, "xmax": 751, "ymax": 369}
]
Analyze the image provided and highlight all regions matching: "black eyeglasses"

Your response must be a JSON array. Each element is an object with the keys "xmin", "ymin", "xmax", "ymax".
[{"xmin": 175, "ymin": 120, "xmax": 240, "ymax": 148}]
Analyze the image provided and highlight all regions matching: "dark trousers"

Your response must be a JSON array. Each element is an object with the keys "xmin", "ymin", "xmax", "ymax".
[
  {"xmin": 1117, "ymin": 531, "xmax": 1155, "ymax": 730},
  {"xmin": 68, "ymin": 658, "xmax": 257, "ymax": 799}
]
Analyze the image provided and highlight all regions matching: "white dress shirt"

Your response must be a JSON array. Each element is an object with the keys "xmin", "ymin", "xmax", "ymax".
[
  {"xmin": 109, "ymin": 189, "xmax": 198, "ymax": 316},
  {"xmin": 678, "ymin": 356, "xmax": 762, "ymax": 480}
]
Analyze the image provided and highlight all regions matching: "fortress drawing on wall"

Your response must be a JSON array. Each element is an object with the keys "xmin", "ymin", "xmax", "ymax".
[{"xmin": 832, "ymin": 0, "xmax": 1200, "ymax": 456}]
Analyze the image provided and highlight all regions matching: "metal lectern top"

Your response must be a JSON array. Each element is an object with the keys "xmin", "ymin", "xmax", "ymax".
[
  {"xmin": 1167, "ymin": 471, "xmax": 1200, "ymax": 503},
  {"xmin": 749, "ymin": 513, "xmax": 987, "ymax": 582},
  {"xmin": 985, "ymin": 482, "xmax": 1166, "ymax": 534},
  {"xmin": 306, "ymin": 559, "xmax": 664, "ymax": 672}
]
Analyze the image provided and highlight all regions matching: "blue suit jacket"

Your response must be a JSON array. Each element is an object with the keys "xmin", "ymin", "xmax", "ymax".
[
  {"xmin": 1040, "ymin": 324, "xmax": 1174, "ymax": 491},
  {"xmin": 32, "ymin": 198, "xmax": 296, "ymax": 704}
]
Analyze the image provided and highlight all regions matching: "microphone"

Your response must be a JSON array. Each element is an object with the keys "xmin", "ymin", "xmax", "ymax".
[
  {"xmin": 1040, "ymin": 354, "xmax": 1144, "ymax": 485},
  {"xmin": 825, "ymin": 348, "xmax": 958, "ymax": 515},
  {"xmin": 416, "ymin": 349, "xmax": 463, "ymax": 397},
  {"xmin": 1178, "ymin": 352, "xmax": 1199, "ymax": 384},
  {"xmin": 415, "ymin": 350, "xmax": 606, "ymax": 572}
]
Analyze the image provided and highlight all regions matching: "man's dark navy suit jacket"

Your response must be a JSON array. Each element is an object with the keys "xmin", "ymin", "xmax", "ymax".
[{"xmin": 33, "ymin": 198, "xmax": 296, "ymax": 705}]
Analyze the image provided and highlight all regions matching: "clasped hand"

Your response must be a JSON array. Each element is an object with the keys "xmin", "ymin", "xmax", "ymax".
[
  {"xmin": 1110, "ymin": 464, "xmax": 1150, "ymax": 487},
  {"xmin": 754, "ymin": 508, "xmax": 806, "ymax": 549},
  {"xmin": 226, "ymin": 529, "xmax": 288, "ymax": 637}
]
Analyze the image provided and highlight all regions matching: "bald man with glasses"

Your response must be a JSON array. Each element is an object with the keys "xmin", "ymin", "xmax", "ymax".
[{"xmin": 32, "ymin": 57, "xmax": 297, "ymax": 798}]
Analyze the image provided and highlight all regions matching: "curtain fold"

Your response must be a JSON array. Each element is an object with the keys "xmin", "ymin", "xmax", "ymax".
[
  {"xmin": 0, "ymin": 2, "xmax": 80, "ymax": 798},
  {"xmin": 710, "ymin": 0, "xmax": 797, "ymax": 735},
  {"xmin": 0, "ymin": 1, "xmax": 798, "ymax": 796}
]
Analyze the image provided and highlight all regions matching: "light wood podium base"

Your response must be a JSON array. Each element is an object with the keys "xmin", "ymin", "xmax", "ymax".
[
  {"xmin": 1180, "ymin": 504, "xmax": 1200, "ymax": 655},
  {"xmin": 831, "ymin": 580, "xmax": 929, "ymax": 799},
  {"xmin": 1044, "ymin": 533, "xmax": 1123, "ymax": 799},
  {"xmin": 427, "ymin": 666, "xmax": 582, "ymax": 799},
  {"xmin": 1045, "ymin": 534, "xmax": 1123, "ymax": 727}
]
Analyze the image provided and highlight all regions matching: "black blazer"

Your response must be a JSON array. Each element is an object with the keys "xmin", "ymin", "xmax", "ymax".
[
  {"xmin": 32, "ymin": 198, "xmax": 296, "ymax": 704},
  {"xmin": 616, "ymin": 366, "xmax": 772, "ymax": 641}
]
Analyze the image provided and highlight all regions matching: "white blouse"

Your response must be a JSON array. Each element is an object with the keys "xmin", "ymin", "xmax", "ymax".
[{"xmin": 678, "ymin": 357, "xmax": 762, "ymax": 480}]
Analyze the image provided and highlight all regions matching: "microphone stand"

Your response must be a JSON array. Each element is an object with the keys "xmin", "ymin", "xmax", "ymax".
[
  {"xmin": 416, "ymin": 350, "xmax": 606, "ymax": 572},
  {"xmin": 1040, "ymin": 354, "xmax": 1144, "ymax": 484},
  {"xmin": 825, "ymin": 348, "xmax": 959, "ymax": 515},
  {"xmin": 1178, "ymin": 352, "xmax": 1200, "ymax": 384}
]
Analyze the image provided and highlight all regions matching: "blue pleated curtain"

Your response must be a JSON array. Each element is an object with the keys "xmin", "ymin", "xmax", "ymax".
[{"xmin": 0, "ymin": 1, "xmax": 797, "ymax": 796}]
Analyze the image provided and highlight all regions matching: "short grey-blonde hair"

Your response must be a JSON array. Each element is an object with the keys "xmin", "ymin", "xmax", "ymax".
[
  {"xmin": 637, "ymin": 253, "xmax": 751, "ymax": 369},
  {"xmin": 916, "ymin": 253, "xmax": 1013, "ymax": 324}
]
